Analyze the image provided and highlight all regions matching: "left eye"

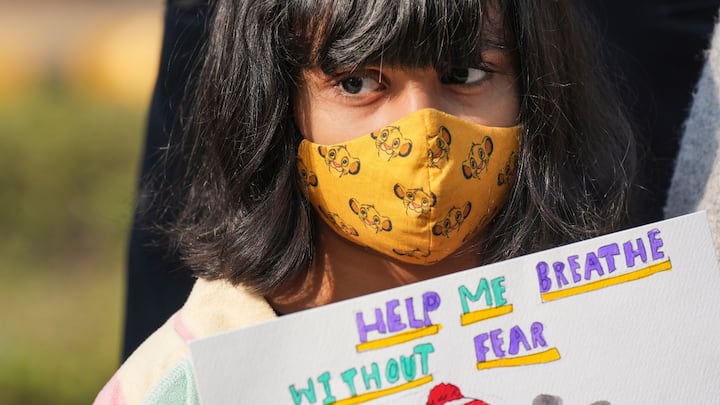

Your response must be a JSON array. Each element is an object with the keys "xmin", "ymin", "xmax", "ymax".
[
  {"xmin": 339, "ymin": 76, "xmax": 381, "ymax": 95},
  {"xmin": 441, "ymin": 67, "xmax": 487, "ymax": 85}
]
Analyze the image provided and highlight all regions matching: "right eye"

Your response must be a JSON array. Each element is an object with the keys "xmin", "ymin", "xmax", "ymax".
[
  {"xmin": 440, "ymin": 67, "xmax": 488, "ymax": 86},
  {"xmin": 338, "ymin": 76, "xmax": 381, "ymax": 95}
]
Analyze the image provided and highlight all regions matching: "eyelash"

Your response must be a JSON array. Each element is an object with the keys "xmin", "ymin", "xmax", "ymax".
[{"xmin": 330, "ymin": 63, "xmax": 497, "ymax": 100}]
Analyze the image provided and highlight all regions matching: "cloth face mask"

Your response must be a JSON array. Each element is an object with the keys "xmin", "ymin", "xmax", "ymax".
[{"xmin": 297, "ymin": 108, "xmax": 521, "ymax": 265}]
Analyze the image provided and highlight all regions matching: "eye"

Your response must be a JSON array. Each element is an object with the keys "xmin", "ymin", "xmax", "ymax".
[
  {"xmin": 441, "ymin": 67, "xmax": 487, "ymax": 85},
  {"xmin": 422, "ymin": 198, "xmax": 428, "ymax": 206},
  {"xmin": 437, "ymin": 139, "xmax": 444, "ymax": 148},
  {"xmin": 342, "ymin": 157, "xmax": 349, "ymax": 166},
  {"xmin": 373, "ymin": 215, "xmax": 379, "ymax": 224},
  {"xmin": 360, "ymin": 208, "xmax": 367, "ymax": 217},
  {"xmin": 329, "ymin": 150, "xmax": 336, "ymax": 159},
  {"xmin": 470, "ymin": 158, "xmax": 477, "ymax": 169},
  {"xmin": 339, "ymin": 75, "xmax": 381, "ymax": 95},
  {"xmin": 407, "ymin": 192, "xmax": 414, "ymax": 200},
  {"xmin": 392, "ymin": 138, "xmax": 400, "ymax": 148},
  {"xmin": 444, "ymin": 219, "xmax": 451, "ymax": 228},
  {"xmin": 380, "ymin": 131, "xmax": 388, "ymax": 141},
  {"xmin": 455, "ymin": 210, "xmax": 462, "ymax": 221}
]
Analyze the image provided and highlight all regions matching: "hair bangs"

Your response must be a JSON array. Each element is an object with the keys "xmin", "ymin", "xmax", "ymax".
[{"xmin": 290, "ymin": 0, "xmax": 504, "ymax": 72}]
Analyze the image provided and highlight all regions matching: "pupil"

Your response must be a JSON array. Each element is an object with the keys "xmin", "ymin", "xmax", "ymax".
[
  {"xmin": 447, "ymin": 68, "xmax": 468, "ymax": 84},
  {"xmin": 342, "ymin": 77, "xmax": 364, "ymax": 94}
]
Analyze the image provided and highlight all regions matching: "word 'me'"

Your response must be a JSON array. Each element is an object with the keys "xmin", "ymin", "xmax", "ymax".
[{"xmin": 458, "ymin": 275, "xmax": 508, "ymax": 313}]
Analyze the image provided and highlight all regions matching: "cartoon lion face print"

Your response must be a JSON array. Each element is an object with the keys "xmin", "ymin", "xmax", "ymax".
[
  {"xmin": 393, "ymin": 183, "xmax": 437, "ymax": 217},
  {"xmin": 326, "ymin": 212, "xmax": 359, "ymax": 237},
  {"xmin": 318, "ymin": 145, "xmax": 360, "ymax": 177},
  {"xmin": 497, "ymin": 150, "xmax": 519, "ymax": 186},
  {"xmin": 432, "ymin": 202, "xmax": 472, "ymax": 237},
  {"xmin": 349, "ymin": 198, "xmax": 392, "ymax": 233},
  {"xmin": 462, "ymin": 136, "xmax": 494, "ymax": 180},
  {"xmin": 318, "ymin": 206, "xmax": 359, "ymax": 237},
  {"xmin": 392, "ymin": 247, "xmax": 431, "ymax": 259},
  {"xmin": 296, "ymin": 157, "xmax": 318, "ymax": 190},
  {"xmin": 428, "ymin": 126, "xmax": 452, "ymax": 168},
  {"xmin": 370, "ymin": 126, "xmax": 413, "ymax": 160},
  {"xmin": 461, "ymin": 209, "xmax": 496, "ymax": 243}
]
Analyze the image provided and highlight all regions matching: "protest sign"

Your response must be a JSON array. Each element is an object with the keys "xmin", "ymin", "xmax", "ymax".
[{"xmin": 191, "ymin": 212, "xmax": 720, "ymax": 404}]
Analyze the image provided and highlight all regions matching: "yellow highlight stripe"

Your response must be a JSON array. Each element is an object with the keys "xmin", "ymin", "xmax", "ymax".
[
  {"xmin": 461, "ymin": 304, "xmax": 514, "ymax": 326},
  {"xmin": 476, "ymin": 348, "xmax": 561, "ymax": 370},
  {"xmin": 356, "ymin": 325, "xmax": 441, "ymax": 352},
  {"xmin": 541, "ymin": 259, "xmax": 672, "ymax": 303},
  {"xmin": 333, "ymin": 375, "xmax": 434, "ymax": 405}
]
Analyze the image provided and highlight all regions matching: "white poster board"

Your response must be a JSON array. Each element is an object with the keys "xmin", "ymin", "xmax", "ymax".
[{"xmin": 190, "ymin": 212, "xmax": 720, "ymax": 404}]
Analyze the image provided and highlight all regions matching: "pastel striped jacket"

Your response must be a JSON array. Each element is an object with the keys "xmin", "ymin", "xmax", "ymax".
[{"xmin": 94, "ymin": 279, "xmax": 277, "ymax": 404}]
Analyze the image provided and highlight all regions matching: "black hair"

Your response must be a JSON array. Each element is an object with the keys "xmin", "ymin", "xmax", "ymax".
[{"xmin": 167, "ymin": 0, "xmax": 636, "ymax": 293}]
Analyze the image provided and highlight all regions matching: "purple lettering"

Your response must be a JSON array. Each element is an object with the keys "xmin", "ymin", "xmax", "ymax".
[
  {"xmin": 474, "ymin": 333, "xmax": 490, "ymax": 363},
  {"xmin": 356, "ymin": 309, "xmax": 386, "ymax": 343},
  {"xmin": 530, "ymin": 321, "xmax": 548, "ymax": 348},
  {"xmin": 553, "ymin": 261, "xmax": 569, "ymax": 288},
  {"xmin": 422, "ymin": 292, "xmax": 441, "ymax": 326},
  {"xmin": 490, "ymin": 328, "xmax": 506, "ymax": 358},
  {"xmin": 536, "ymin": 262, "xmax": 552, "ymax": 293},
  {"xmin": 386, "ymin": 299, "xmax": 406, "ymax": 333},
  {"xmin": 584, "ymin": 252, "xmax": 604, "ymax": 280},
  {"xmin": 648, "ymin": 229, "xmax": 665, "ymax": 261},
  {"xmin": 623, "ymin": 238, "xmax": 648, "ymax": 268},
  {"xmin": 405, "ymin": 297, "xmax": 424, "ymax": 328},
  {"xmin": 508, "ymin": 325, "xmax": 531, "ymax": 356},
  {"xmin": 598, "ymin": 243, "xmax": 620, "ymax": 273},
  {"xmin": 567, "ymin": 255, "xmax": 582, "ymax": 282}
]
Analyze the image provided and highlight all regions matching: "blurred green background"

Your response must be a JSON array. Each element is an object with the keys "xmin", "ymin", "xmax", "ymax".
[{"xmin": 0, "ymin": 1, "xmax": 164, "ymax": 403}]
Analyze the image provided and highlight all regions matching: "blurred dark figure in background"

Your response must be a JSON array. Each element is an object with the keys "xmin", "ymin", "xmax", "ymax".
[
  {"xmin": 122, "ymin": 0, "xmax": 207, "ymax": 360},
  {"xmin": 584, "ymin": 0, "xmax": 720, "ymax": 225},
  {"xmin": 121, "ymin": 0, "xmax": 720, "ymax": 359}
]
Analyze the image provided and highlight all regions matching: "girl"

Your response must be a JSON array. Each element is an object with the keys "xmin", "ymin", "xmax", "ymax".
[{"xmin": 96, "ymin": 0, "xmax": 635, "ymax": 403}]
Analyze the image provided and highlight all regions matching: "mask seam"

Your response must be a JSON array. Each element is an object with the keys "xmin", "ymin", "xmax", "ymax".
[{"xmin": 423, "ymin": 111, "xmax": 434, "ymax": 258}]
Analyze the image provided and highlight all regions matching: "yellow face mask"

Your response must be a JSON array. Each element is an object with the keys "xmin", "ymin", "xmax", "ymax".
[{"xmin": 297, "ymin": 108, "xmax": 520, "ymax": 265}]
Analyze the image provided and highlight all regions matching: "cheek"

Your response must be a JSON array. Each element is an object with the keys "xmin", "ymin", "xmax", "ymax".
[
  {"xmin": 483, "ymin": 76, "xmax": 520, "ymax": 127},
  {"xmin": 293, "ymin": 73, "xmax": 388, "ymax": 144},
  {"xmin": 455, "ymin": 76, "xmax": 520, "ymax": 128}
]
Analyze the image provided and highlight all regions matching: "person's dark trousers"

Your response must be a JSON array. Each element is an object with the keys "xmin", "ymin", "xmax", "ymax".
[
  {"xmin": 583, "ymin": 0, "xmax": 720, "ymax": 225},
  {"xmin": 122, "ymin": 0, "xmax": 208, "ymax": 361}
]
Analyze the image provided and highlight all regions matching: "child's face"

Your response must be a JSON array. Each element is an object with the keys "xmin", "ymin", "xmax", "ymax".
[{"xmin": 293, "ymin": 49, "xmax": 518, "ymax": 144}]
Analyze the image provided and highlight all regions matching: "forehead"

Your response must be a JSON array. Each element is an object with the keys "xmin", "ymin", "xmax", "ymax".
[{"xmin": 289, "ymin": 0, "xmax": 508, "ymax": 71}]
